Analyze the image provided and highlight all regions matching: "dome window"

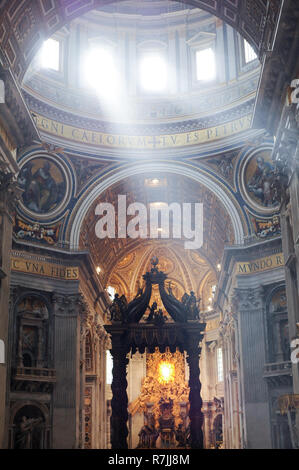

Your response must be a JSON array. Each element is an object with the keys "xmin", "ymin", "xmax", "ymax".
[
  {"xmin": 196, "ymin": 47, "xmax": 216, "ymax": 81},
  {"xmin": 243, "ymin": 39, "xmax": 257, "ymax": 64},
  {"xmin": 85, "ymin": 47, "xmax": 120, "ymax": 97},
  {"xmin": 40, "ymin": 38, "xmax": 60, "ymax": 71},
  {"xmin": 139, "ymin": 53, "xmax": 168, "ymax": 93}
]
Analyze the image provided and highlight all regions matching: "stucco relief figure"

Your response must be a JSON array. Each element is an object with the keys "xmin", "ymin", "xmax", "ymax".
[
  {"xmin": 247, "ymin": 156, "xmax": 277, "ymax": 207},
  {"xmin": 18, "ymin": 159, "xmax": 65, "ymax": 214},
  {"xmin": 217, "ymin": 155, "xmax": 234, "ymax": 179},
  {"xmin": 15, "ymin": 416, "xmax": 43, "ymax": 449}
]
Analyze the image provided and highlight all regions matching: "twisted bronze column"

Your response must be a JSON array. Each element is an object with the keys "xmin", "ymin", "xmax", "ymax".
[
  {"xmin": 110, "ymin": 330, "xmax": 129, "ymax": 449},
  {"xmin": 186, "ymin": 329, "xmax": 205, "ymax": 449}
]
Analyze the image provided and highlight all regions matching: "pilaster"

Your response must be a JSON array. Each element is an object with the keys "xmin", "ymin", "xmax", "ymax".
[
  {"xmin": 0, "ymin": 171, "xmax": 21, "ymax": 448},
  {"xmin": 51, "ymin": 293, "xmax": 87, "ymax": 449},
  {"xmin": 232, "ymin": 287, "xmax": 272, "ymax": 448}
]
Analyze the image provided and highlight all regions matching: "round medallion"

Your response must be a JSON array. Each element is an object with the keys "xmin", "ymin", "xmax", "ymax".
[
  {"xmin": 240, "ymin": 148, "xmax": 279, "ymax": 214},
  {"xmin": 17, "ymin": 155, "xmax": 70, "ymax": 220}
]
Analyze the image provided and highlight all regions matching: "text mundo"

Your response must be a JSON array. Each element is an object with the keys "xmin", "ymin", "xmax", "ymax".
[{"xmin": 94, "ymin": 196, "xmax": 203, "ymax": 250}]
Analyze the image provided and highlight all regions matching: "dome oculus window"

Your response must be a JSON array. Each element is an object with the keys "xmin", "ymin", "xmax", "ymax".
[
  {"xmin": 243, "ymin": 39, "xmax": 257, "ymax": 64},
  {"xmin": 139, "ymin": 54, "xmax": 168, "ymax": 93},
  {"xmin": 196, "ymin": 47, "xmax": 216, "ymax": 81},
  {"xmin": 40, "ymin": 38, "xmax": 60, "ymax": 71}
]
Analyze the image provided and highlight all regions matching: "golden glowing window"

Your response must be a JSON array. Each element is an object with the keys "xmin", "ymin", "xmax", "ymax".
[{"xmin": 158, "ymin": 361, "xmax": 175, "ymax": 384}]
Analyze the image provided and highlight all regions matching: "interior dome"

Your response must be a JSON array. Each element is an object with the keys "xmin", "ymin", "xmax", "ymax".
[{"xmin": 22, "ymin": 0, "xmax": 260, "ymax": 131}]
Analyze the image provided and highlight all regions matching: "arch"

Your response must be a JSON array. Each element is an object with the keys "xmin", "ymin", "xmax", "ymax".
[
  {"xmin": 69, "ymin": 161, "xmax": 245, "ymax": 249},
  {"xmin": 108, "ymin": 272, "xmax": 130, "ymax": 297},
  {"xmin": 265, "ymin": 282, "xmax": 286, "ymax": 313},
  {"xmin": 0, "ymin": 0, "xmax": 279, "ymax": 83},
  {"xmin": 12, "ymin": 289, "xmax": 52, "ymax": 316},
  {"xmin": 10, "ymin": 400, "xmax": 50, "ymax": 427},
  {"xmin": 9, "ymin": 401, "xmax": 50, "ymax": 449}
]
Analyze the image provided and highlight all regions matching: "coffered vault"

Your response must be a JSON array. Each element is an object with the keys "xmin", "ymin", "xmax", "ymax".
[
  {"xmin": 78, "ymin": 171, "xmax": 236, "ymax": 259},
  {"xmin": 77, "ymin": 171, "xmax": 234, "ymax": 310},
  {"xmin": 69, "ymin": 161, "xmax": 246, "ymax": 251}
]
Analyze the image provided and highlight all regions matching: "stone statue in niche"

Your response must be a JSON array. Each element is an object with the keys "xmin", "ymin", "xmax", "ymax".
[
  {"xmin": 16, "ymin": 296, "xmax": 49, "ymax": 368},
  {"xmin": 15, "ymin": 415, "xmax": 44, "ymax": 449},
  {"xmin": 109, "ymin": 293, "xmax": 128, "ymax": 322}
]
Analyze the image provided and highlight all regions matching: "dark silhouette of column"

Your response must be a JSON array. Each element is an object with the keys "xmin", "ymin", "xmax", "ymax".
[
  {"xmin": 186, "ymin": 328, "xmax": 205, "ymax": 449},
  {"xmin": 110, "ymin": 330, "xmax": 129, "ymax": 449}
]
